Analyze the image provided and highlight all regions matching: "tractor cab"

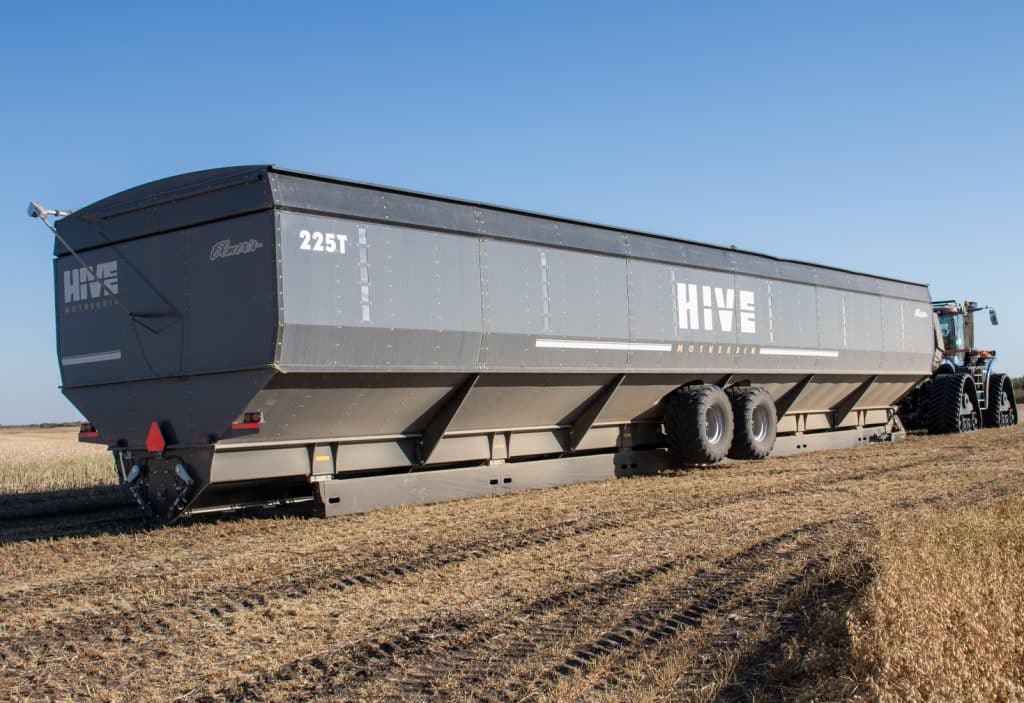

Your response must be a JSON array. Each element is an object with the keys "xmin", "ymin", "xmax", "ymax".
[{"xmin": 932, "ymin": 299, "xmax": 998, "ymax": 368}]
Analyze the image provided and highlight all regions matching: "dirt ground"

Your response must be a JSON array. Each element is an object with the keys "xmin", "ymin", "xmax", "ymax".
[{"xmin": 0, "ymin": 425, "xmax": 1022, "ymax": 702}]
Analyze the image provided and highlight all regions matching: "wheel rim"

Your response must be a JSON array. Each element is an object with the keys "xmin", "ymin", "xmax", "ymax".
[
  {"xmin": 751, "ymin": 405, "xmax": 768, "ymax": 442},
  {"xmin": 705, "ymin": 405, "xmax": 725, "ymax": 445}
]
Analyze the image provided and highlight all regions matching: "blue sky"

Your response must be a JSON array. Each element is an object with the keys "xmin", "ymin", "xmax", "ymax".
[{"xmin": 0, "ymin": 1, "xmax": 1021, "ymax": 424}]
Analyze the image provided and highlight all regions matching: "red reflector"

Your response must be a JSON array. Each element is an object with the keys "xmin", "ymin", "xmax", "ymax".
[
  {"xmin": 79, "ymin": 431, "xmax": 99, "ymax": 438},
  {"xmin": 146, "ymin": 421, "xmax": 166, "ymax": 454},
  {"xmin": 79, "ymin": 422, "xmax": 98, "ymax": 438},
  {"xmin": 231, "ymin": 411, "xmax": 262, "ymax": 431}
]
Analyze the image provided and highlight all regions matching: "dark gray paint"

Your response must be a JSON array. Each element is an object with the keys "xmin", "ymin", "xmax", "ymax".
[
  {"xmin": 272, "ymin": 208, "xmax": 933, "ymax": 375},
  {"xmin": 51, "ymin": 165, "xmax": 937, "ymax": 519}
]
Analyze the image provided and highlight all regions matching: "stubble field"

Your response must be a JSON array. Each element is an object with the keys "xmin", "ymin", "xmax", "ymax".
[
  {"xmin": 0, "ymin": 427, "xmax": 112, "ymax": 496},
  {"xmin": 0, "ymin": 425, "xmax": 1022, "ymax": 701}
]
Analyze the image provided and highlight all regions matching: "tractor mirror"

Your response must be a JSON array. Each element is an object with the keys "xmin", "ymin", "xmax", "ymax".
[{"xmin": 989, "ymin": 309, "xmax": 999, "ymax": 325}]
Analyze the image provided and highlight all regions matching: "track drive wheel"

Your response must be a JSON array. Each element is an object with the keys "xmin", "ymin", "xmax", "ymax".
[
  {"xmin": 727, "ymin": 385, "xmax": 778, "ymax": 460},
  {"xmin": 926, "ymin": 374, "xmax": 981, "ymax": 434},
  {"xmin": 665, "ymin": 384, "xmax": 734, "ymax": 464},
  {"xmin": 984, "ymin": 373, "xmax": 1018, "ymax": 428}
]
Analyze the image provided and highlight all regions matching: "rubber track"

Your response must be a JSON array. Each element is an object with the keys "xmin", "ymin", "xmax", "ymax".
[
  {"xmin": 984, "ymin": 373, "xmax": 1017, "ymax": 428},
  {"xmin": 927, "ymin": 374, "xmax": 971, "ymax": 434}
]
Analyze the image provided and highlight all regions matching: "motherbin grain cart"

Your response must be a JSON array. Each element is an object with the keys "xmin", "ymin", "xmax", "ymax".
[{"xmin": 39, "ymin": 166, "xmax": 945, "ymax": 522}]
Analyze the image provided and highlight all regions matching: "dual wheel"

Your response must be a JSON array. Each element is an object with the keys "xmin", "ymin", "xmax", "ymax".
[{"xmin": 664, "ymin": 384, "xmax": 777, "ymax": 464}]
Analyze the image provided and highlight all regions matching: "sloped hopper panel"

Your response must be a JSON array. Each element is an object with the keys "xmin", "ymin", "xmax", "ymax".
[{"xmin": 63, "ymin": 370, "xmax": 275, "ymax": 450}]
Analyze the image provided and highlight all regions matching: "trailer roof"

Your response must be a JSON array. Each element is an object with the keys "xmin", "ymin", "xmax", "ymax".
[{"xmin": 56, "ymin": 164, "xmax": 929, "ymax": 289}]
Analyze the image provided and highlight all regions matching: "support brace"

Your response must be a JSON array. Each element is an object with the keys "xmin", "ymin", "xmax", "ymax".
[
  {"xmin": 832, "ymin": 375, "xmax": 878, "ymax": 428},
  {"xmin": 569, "ymin": 374, "xmax": 625, "ymax": 451},
  {"xmin": 418, "ymin": 374, "xmax": 480, "ymax": 465},
  {"xmin": 776, "ymin": 374, "xmax": 815, "ymax": 417}
]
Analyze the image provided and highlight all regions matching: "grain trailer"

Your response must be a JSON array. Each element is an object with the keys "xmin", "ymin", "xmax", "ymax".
[{"xmin": 44, "ymin": 166, "xmax": 936, "ymax": 522}]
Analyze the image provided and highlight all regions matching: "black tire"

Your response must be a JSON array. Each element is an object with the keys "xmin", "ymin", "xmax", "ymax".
[
  {"xmin": 727, "ymin": 386, "xmax": 778, "ymax": 460},
  {"xmin": 664, "ymin": 384, "xmax": 734, "ymax": 464},
  {"xmin": 984, "ymin": 373, "xmax": 1018, "ymax": 428},
  {"xmin": 926, "ymin": 373, "xmax": 981, "ymax": 434}
]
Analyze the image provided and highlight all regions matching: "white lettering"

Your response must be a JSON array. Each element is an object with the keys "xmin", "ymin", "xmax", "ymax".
[
  {"xmin": 714, "ymin": 287, "xmax": 735, "ymax": 332},
  {"xmin": 702, "ymin": 285, "xmax": 714, "ymax": 331},
  {"xmin": 675, "ymin": 279, "xmax": 757, "ymax": 334},
  {"xmin": 677, "ymin": 283, "xmax": 699, "ymax": 330},
  {"xmin": 64, "ymin": 269, "xmax": 80, "ymax": 303},
  {"xmin": 96, "ymin": 262, "xmax": 118, "ymax": 294},
  {"xmin": 740, "ymin": 290, "xmax": 756, "ymax": 333},
  {"xmin": 63, "ymin": 261, "xmax": 118, "ymax": 303},
  {"xmin": 298, "ymin": 230, "xmax": 347, "ymax": 255}
]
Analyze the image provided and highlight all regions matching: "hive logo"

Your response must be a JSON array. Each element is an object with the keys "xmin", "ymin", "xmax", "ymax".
[
  {"xmin": 64, "ymin": 261, "xmax": 118, "ymax": 303},
  {"xmin": 677, "ymin": 283, "xmax": 756, "ymax": 334}
]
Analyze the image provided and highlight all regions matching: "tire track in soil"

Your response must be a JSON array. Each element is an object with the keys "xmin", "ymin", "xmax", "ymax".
[
  {"xmin": 2, "ymin": 438, "xmax": 1014, "ymax": 702},
  {"xmin": 195, "ymin": 520, "xmax": 835, "ymax": 703},
  {"xmin": 0, "ymin": 457, "xmax": 842, "ymax": 608},
  {"xmin": 701, "ymin": 481, "xmax": 1019, "ymax": 703},
  {"xmin": 368, "ymin": 529, "xmax": 836, "ymax": 703},
  {"xmin": 711, "ymin": 564, "xmax": 844, "ymax": 703},
  {"xmin": 0, "ymin": 449, "xmax": 931, "ymax": 608},
  {"xmin": 357, "ymin": 476, "xmax": 1012, "ymax": 703},
  {"xmin": 0, "ymin": 455, "xmax": 932, "ymax": 652},
  {"xmin": 0, "ymin": 490, "xmax": 695, "ymax": 608},
  {"xmin": 325, "ymin": 472, "xmax": 1016, "ymax": 703},
  {"xmin": 0, "ymin": 507, "xmax": 675, "ymax": 649},
  {"xmin": 558, "ymin": 477, "xmax": 1016, "ymax": 703},
  {"xmin": 2, "ymin": 452, "xmax": 975, "ymax": 702},
  {"xmin": 557, "ymin": 548, "xmax": 851, "ymax": 703}
]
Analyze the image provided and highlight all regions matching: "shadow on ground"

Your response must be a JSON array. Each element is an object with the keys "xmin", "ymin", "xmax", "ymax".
[
  {"xmin": 716, "ymin": 559, "xmax": 872, "ymax": 702},
  {"xmin": 0, "ymin": 485, "xmax": 315, "ymax": 544}
]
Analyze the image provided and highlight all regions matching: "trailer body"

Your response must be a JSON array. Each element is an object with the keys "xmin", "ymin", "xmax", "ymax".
[{"xmin": 53, "ymin": 166, "xmax": 936, "ymax": 520}]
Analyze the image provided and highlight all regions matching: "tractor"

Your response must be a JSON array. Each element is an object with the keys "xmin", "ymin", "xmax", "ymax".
[{"xmin": 899, "ymin": 300, "xmax": 1018, "ymax": 433}]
